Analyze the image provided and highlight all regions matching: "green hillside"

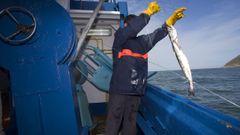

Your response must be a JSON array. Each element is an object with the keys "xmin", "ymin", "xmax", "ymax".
[{"xmin": 224, "ymin": 55, "xmax": 240, "ymax": 67}]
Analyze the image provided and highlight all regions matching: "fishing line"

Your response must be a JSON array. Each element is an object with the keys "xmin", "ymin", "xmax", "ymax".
[
  {"xmin": 76, "ymin": 0, "xmax": 240, "ymax": 109},
  {"xmin": 142, "ymin": 0, "xmax": 240, "ymax": 109},
  {"xmin": 194, "ymin": 82, "xmax": 240, "ymax": 108},
  {"xmin": 147, "ymin": 60, "xmax": 240, "ymax": 109}
]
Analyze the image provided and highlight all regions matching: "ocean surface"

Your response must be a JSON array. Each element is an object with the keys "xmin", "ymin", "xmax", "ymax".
[{"xmin": 148, "ymin": 67, "xmax": 240, "ymax": 120}]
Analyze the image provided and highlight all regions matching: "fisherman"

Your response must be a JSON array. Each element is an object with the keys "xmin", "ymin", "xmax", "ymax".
[{"xmin": 105, "ymin": 1, "xmax": 186, "ymax": 135}]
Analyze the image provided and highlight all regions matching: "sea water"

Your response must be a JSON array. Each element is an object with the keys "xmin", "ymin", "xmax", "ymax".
[{"xmin": 148, "ymin": 67, "xmax": 240, "ymax": 120}]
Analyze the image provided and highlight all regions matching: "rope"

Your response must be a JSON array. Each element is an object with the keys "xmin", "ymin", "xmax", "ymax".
[
  {"xmin": 142, "ymin": 2, "xmax": 240, "ymax": 109},
  {"xmin": 194, "ymin": 82, "xmax": 240, "ymax": 108},
  {"xmin": 75, "ymin": 1, "xmax": 240, "ymax": 109},
  {"xmin": 148, "ymin": 60, "xmax": 240, "ymax": 109}
]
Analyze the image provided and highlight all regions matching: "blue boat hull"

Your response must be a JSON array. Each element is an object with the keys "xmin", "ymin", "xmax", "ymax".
[
  {"xmin": 0, "ymin": 0, "xmax": 239, "ymax": 135},
  {"xmin": 138, "ymin": 84, "xmax": 240, "ymax": 135}
]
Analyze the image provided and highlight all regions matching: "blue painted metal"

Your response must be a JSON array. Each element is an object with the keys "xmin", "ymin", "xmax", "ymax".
[
  {"xmin": 118, "ymin": 2, "xmax": 128, "ymax": 28},
  {"xmin": 75, "ymin": 42, "xmax": 238, "ymax": 134},
  {"xmin": 76, "ymin": 84, "xmax": 93, "ymax": 127},
  {"xmin": 70, "ymin": 0, "xmax": 116, "ymax": 11},
  {"xmin": 138, "ymin": 84, "xmax": 240, "ymax": 135},
  {"xmin": 0, "ymin": 0, "xmax": 128, "ymax": 135},
  {"xmin": 77, "ymin": 46, "xmax": 112, "ymax": 92},
  {"xmin": 0, "ymin": 0, "xmax": 81, "ymax": 135},
  {"xmin": 69, "ymin": 0, "xmax": 128, "ymax": 28},
  {"xmin": 1, "ymin": 0, "xmax": 239, "ymax": 134}
]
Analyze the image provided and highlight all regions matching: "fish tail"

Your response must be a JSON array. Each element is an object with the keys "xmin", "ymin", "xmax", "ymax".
[{"xmin": 188, "ymin": 83, "xmax": 195, "ymax": 96}]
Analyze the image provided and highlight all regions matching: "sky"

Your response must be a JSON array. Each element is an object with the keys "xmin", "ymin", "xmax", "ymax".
[{"xmin": 118, "ymin": 0, "xmax": 240, "ymax": 71}]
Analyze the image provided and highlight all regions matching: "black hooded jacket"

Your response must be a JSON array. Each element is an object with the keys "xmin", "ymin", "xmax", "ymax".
[{"xmin": 109, "ymin": 13, "xmax": 168, "ymax": 95}]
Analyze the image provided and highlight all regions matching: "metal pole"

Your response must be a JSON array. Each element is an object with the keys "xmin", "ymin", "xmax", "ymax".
[{"xmin": 71, "ymin": 0, "xmax": 105, "ymax": 62}]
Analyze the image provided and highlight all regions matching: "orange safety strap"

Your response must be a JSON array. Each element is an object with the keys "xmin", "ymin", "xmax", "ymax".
[{"xmin": 118, "ymin": 49, "xmax": 148, "ymax": 59}]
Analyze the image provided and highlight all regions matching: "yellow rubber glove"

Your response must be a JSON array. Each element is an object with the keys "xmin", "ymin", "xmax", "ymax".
[
  {"xmin": 144, "ymin": 1, "xmax": 160, "ymax": 16},
  {"xmin": 166, "ymin": 7, "xmax": 187, "ymax": 26}
]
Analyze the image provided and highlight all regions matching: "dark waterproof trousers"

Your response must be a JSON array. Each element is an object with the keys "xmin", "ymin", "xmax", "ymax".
[{"xmin": 105, "ymin": 94, "xmax": 141, "ymax": 135}]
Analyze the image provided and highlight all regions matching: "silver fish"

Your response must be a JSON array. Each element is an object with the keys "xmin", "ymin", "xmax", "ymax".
[{"xmin": 167, "ymin": 26, "xmax": 194, "ymax": 96}]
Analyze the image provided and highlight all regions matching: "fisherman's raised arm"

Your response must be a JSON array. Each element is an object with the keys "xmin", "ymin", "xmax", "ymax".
[
  {"xmin": 141, "ymin": 7, "xmax": 187, "ymax": 51},
  {"xmin": 115, "ymin": 1, "xmax": 160, "ymax": 44}
]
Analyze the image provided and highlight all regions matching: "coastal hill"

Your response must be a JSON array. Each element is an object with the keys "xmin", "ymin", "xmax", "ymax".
[{"xmin": 224, "ymin": 55, "xmax": 240, "ymax": 67}]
